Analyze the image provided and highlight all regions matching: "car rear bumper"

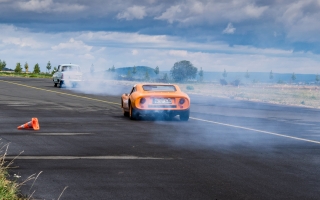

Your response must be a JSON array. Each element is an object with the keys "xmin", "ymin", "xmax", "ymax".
[{"xmin": 133, "ymin": 108, "xmax": 189, "ymax": 116}]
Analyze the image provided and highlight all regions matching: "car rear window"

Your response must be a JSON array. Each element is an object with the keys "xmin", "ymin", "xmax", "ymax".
[{"xmin": 142, "ymin": 85, "xmax": 176, "ymax": 91}]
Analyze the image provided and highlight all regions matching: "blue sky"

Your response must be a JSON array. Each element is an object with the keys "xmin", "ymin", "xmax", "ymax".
[{"xmin": 0, "ymin": 0, "xmax": 319, "ymax": 73}]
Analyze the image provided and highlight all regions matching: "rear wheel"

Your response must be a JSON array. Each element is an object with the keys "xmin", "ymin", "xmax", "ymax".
[
  {"xmin": 54, "ymin": 83, "xmax": 57, "ymax": 87},
  {"xmin": 129, "ymin": 103, "xmax": 138, "ymax": 120},
  {"xmin": 123, "ymin": 110, "xmax": 129, "ymax": 117},
  {"xmin": 180, "ymin": 110, "xmax": 189, "ymax": 121},
  {"xmin": 59, "ymin": 81, "xmax": 63, "ymax": 88},
  {"xmin": 122, "ymin": 98, "xmax": 129, "ymax": 117}
]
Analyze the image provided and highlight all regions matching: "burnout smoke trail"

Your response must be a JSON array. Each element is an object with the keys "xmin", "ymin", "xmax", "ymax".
[{"xmin": 190, "ymin": 117, "xmax": 320, "ymax": 145}]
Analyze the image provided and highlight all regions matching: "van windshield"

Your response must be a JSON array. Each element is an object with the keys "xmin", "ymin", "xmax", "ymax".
[
  {"xmin": 142, "ymin": 85, "xmax": 176, "ymax": 91},
  {"xmin": 61, "ymin": 66, "xmax": 80, "ymax": 72}
]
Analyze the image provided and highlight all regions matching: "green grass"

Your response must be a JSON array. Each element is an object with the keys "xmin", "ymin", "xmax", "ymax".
[
  {"xmin": 0, "ymin": 72, "xmax": 52, "ymax": 79},
  {"xmin": 0, "ymin": 146, "xmax": 25, "ymax": 200},
  {"xmin": 0, "ymin": 144, "xmax": 43, "ymax": 200}
]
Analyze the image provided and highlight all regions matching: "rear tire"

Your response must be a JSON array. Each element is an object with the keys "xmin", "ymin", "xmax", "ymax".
[
  {"xmin": 129, "ymin": 103, "xmax": 138, "ymax": 120},
  {"xmin": 123, "ymin": 109, "xmax": 129, "ymax": 117},
  {"xmin": 59, "ymin": 81, "xmax": 63, "ymax": 88},
  {"xmin": 54, "ymin": 83, "xmax": 57, "ymax": 87},
  {"xmin": 122, "ymin": 98, "xmax": 129, "ymax": 117},
  {"xmin": 180, "ymin": 110, "xmax": 189, "ymax": 121}
]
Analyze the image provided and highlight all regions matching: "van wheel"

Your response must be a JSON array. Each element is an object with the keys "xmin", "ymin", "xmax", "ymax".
[{"xmin": 59, "ymin": 81, "xmax": 64, "ymax": 88}]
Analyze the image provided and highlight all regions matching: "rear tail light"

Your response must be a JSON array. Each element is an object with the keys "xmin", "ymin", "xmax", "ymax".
[
  {"xmin": 179, "ymin": 98, "xmax": 185, "ymax": 104},
  {"xmin": 140, "ymin": 98, "xmax": 146, "ymax": 104}
]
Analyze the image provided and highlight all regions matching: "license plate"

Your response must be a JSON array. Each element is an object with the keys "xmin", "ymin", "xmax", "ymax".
[{"xmin": 153, "ymin": 98, "xmax": 172, "ymax": 104}]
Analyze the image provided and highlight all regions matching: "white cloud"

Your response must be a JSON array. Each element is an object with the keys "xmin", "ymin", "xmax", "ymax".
[
  {"xmin": 51, "ymin": 38, "xmax": 92, "ymax": 52},
  {"xmin": 17, "ymin": 0, "xmax": 52, "ymax": 12},
  {"xmin": 77, "ymin": 32, "xmax": 169, "ymax": 45},
  {"xmin": 83, "ymin": 53, "xmax": 95, "ymax": 60},
  {"xmin": 169, "ymin": 50, "xmax": 188, "ymax": 57},
  {"xmin": 155, "ymin": 0, "xmax": 268, "ymax": 25},
  {"xmin": 0, "ymin": 24, "xmax": 319, "ymax": 74},
  {"xmin": 117, "ymin": 6, "xmax": 146, "ymax": 20},
  {"xmin": 223, "ymin": 23, "xmax": 236, "ymax": 34},
  {"xmin": 16, "ymin": 0, "xmax": 85, "ymax": 13},
  {"xmin": 155, "ymin": 5, "xmax": 182, "ymax": 23},
  {"xmin": 243, "ymin": 4, "xmax": 268, "ymax": 18},
  {"xmin": 132, "ymin": 49, "xmax": 139, "ymax": 55},
  {"xmin": 279, "ymin": 0, "xmax": 320, "ymax": 42}
]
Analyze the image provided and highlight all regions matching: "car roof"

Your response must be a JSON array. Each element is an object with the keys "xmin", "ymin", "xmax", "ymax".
[
  {"xmin": 135, "ymin": 83, "xmax": 181, "ymax": 92},
  {"xmin": 135, "ymin": 83, "xmax": 177, "ymax": 86}
]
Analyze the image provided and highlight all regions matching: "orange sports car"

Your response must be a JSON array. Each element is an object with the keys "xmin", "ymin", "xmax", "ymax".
[{"xmin": 121, "ymin": 84, "xmax": 190, "ymax": 121}]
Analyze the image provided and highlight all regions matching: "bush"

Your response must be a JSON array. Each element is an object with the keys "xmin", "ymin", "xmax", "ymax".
[
  {"xmin": 231, "ymin": 79, "xmax": 241, "ymax": 86},
  {"xmin": 220, "ymin": 79, "xmax": 228, "ymax": 85},
  {"xmin": 277, "ymin": 79, "xmax": 284, "ymax": 84},
  {"xmin": 186, "ymin": 85, "xmax": 194, "ymax": 90},
  {"xmin": 231, "ymin": 79, "xmax": 240, "ymax": 86},
  {"xmin": 170, "ymin": 60, "xmax": 197, "ymax": 82}
]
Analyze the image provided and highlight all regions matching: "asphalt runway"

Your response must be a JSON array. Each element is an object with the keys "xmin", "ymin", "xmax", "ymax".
[{"xmin": 1, "ymin": 76, "xmax": 320, "ymax": 199}]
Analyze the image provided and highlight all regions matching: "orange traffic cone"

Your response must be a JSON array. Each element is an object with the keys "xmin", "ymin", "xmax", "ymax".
[{"xmin": 17, "ymin": 118, "xmax": 40, "ymax": 130}]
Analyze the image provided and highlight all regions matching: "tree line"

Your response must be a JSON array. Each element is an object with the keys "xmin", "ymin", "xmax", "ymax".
[
  {"xmin": 221, "ymin": 69, "xmax": 320, "ymax": 85},
  {"xmin": 106, "ymin": 60, "xmax": 204, "ymax": 82},
  {"xmin": 0, "ymin": 60, "xmax": 54, "ymax": 74}
]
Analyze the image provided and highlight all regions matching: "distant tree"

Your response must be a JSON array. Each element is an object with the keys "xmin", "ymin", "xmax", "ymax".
[
  {"xmin": 33, "ymin": 63, "xmax": 40, "ymax": 74},
  {"xmin": 52, "ymin": 66, "xmax": 57, "ymax": 74},
  {"xmin": 127, "ymin": 70, "xmax": 132, "ymax": 79},
  {"xmin": 0, "ymin": 59, "xmax": 7, "ymax": 71},
  {"xmin": 145, "ymin": 71, "xmax": 150, "ymax": 81},
  {"xmin": 154, "ymin": 66, "xmax": 159, "ymax": 75},
  {"xmin": 24, "ymin": 62, "xmax": 29, "ymax": 73},
  {"xmin": 198, "ymin": 67, "xmax": 204, "ymax": 82},
  {"xmin": 14, "ymin": 62, "xmax": 22, "ymax": 73},
  {"xmin": 291, "ymin": 72, "xmax": 296, "ymax": 82},
  {"xmin": 316, "ymin": 74, "xmax": 320, "ymax": 83},
  {"xmin": 46, "ymin": 61, "xmax": 52, "ymax": 73},
  {"xmin": 222, "ymin": 69, "xmax": 227, "ymax": 78},
  {"xmin": 163, "ymin": 73, "xmax": 168, "ymax": 82},
  {"xmin": 245, "ymin": 70, "xmax": 250, "ymax": 79},
  {"xmin": 170, "ymin": 60, "xmax": 197, "ymax": 82},
  {"xmin": 220, "ymin": 79, "xmax": 228, "ymax": 85},
  {"xmin": 269, "ymin": 70, "xmax": 274, "ymax": 80},
  {"xmin": 231, "ymin": 79, "xmax": 241, "ymax": 86},
  {"xmin": 111, "ymin": 65, "xmax": 116, "ymax": 72},
  {"xmin": 132, "ymin": 65, "xmax": 137, "ymax": 75}
]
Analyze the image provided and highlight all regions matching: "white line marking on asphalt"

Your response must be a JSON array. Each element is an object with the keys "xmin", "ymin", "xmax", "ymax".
[
  {"xmin": 190, "ymin": 117, "xmax": 320, "ymax": 145},
  {"xmin": 5, "ymin": 156, "xmax": 172, "ymax": 160},
  {"xmin": 32, "ymin": 133, "xmax": 94, "ymax": 136}
]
